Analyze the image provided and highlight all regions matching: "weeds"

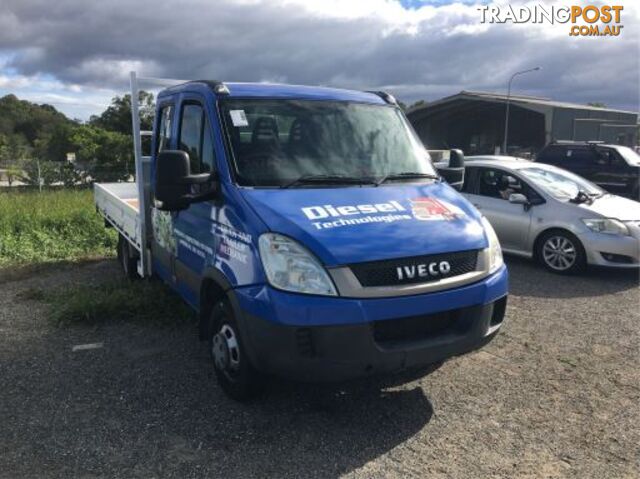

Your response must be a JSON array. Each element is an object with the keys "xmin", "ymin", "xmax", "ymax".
[
  {"xmin": 45, "ymin": 279, "xmax": 195, "ymax": 326},
  {"xmin": 0, "ymin": 188, "xmax": 117, "ymax": 266}
]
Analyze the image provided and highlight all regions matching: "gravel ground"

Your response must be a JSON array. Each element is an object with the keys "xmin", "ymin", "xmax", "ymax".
[{"xmin": 0, "ymin": 258, "xmax": 638, "ymax": 478}]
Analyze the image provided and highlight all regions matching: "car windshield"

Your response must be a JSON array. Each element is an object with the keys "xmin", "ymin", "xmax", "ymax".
[
  {"xmin": 221, "ymin": 99, "xmax": 436, "ymax": 187},
  {"xmin": 519, "ymin": 166, "xmax": 603, "ymax": 200},
  {"xmin": 615, "ymin": 146, "xmax": 640, "ymax": 166}
]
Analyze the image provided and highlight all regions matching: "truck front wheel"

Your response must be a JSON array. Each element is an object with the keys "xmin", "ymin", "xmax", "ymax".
[{"xmin": 208, "ymin": 299, "xmax": 265, "ymax": 401}]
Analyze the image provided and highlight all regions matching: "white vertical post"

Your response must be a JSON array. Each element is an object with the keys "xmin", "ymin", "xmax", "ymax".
[
  {"xmin": 37, "ymin": 160, "xmax": 42, "ymax": 193},
  {"xmin": 130, "ymin": 71, "xmax": 148, "ymax": 277}
]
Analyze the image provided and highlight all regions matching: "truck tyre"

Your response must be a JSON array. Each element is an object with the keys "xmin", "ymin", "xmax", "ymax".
[
  {"xmin": 117, "ymin": 235, "xmax": 139, "ymax": 280},
  {"xmin": 535, "ymin": 230, "xmax": 586, "ymax": 275},
  {"xmin": 208, "ymin": 299, "xmax": 265, "ymax": 401}
]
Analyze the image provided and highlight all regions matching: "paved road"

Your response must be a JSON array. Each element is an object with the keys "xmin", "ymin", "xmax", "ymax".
[{"xmin": 1, "ymin": 258, "xmax": 638, "ymax": 478}]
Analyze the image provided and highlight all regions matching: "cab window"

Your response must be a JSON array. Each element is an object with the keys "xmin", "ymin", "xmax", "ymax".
[
  {"xmin": 156, "ymin": 104, "xmax": 173, "ymax": 153},
  {"xmin": 178, "ymin": 103, "xmax": 216, "ymax": 174}
]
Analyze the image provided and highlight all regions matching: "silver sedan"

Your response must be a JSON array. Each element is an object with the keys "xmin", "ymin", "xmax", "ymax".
[{"xmin": 461, "ymin": 156, "xmax": 640, "ymax": 274}]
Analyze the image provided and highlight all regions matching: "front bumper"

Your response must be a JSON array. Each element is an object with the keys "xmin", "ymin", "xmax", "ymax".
[
  {"xmin": 579, "ymin": 229, "xmax": 640, "ymax": 268},
  {"xmin": 231, "ymin": 265, "xmax": 508, "ymax": 382}
]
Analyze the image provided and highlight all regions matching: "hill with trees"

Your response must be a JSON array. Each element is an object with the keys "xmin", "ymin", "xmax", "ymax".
[{"xmin": 0, "ymin": 92, "xmax": 154, "ymax": 185}]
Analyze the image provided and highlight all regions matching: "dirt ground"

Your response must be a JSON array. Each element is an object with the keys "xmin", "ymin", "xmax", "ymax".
[{"xmin": 1, "ymin": 257, "xmax": 638, "ymax": 478}]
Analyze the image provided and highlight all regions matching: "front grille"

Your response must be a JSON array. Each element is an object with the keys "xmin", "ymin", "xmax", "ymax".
[
  {"xmin": 373, "ymin": 311, "xmax": 454, "ymax": 344},
  {"xmin": 350, "ymin": 250, "xmax": 479, "ymax": 287},
  {"xmin": 372, "ymin": 306, "xmax": 474, "ymax": 345}
]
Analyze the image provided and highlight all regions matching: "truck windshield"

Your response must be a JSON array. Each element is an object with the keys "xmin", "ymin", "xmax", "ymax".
[{"xmin": 221, "ymin": 99, "xmax": 436, "ymax": 187}]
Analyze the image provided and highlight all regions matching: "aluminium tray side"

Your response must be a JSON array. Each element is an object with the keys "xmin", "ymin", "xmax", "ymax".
[{"xmin": 94, "ymin": 182, "xmax": 141, "ymax": 252}]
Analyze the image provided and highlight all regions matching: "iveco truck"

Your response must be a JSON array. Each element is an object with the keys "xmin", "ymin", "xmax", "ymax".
[{"xmin": 95, "ymin": 73, "xmax": 508, "ymax": 400}]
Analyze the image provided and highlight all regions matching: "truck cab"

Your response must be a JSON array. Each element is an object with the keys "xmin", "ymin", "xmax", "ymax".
[{"xmin": 96, "ymin": 77, "xmax": 508, "ymax": 400}]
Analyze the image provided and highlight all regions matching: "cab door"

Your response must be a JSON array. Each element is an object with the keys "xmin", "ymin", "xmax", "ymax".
[
  {"xmin": 150, "ymin": 100, "xmax": 178, "ymax": 284},
  {"xmin": 171, "ymin": 93, "xmax": 221, "ymax": 307},
  {"xmin": 463, "ymin": 166, "xmax": 533, "ymax": 253}
]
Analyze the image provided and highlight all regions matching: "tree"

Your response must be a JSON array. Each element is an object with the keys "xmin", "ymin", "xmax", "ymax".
[
  {"xmin": 57, "ymin": 161, "xmax": 87, "ymax": 187},
  {"xmin": 70, "ymin": 125, "xmax": 133, "ymax": 182},
  {"xmin": 21, "ymin": 159, "xmax": 60, "ymax": 186},
  {"xmin": 408, "ymin": 99, "xmax": 427, "ymax": 110},
  {"xmin": 35, "ymin": 123, "xmax": 75, "ymax": 163},
  {"xmin": 89, "ymin": 91, "xmax": 155, "ymax": 135},
  {"xmin": 5, "ymin": 165, "xmax": 22, "ymax": 186},
  {"xmin": 587, "ymin": 102, "xmax": 607, "ymax": 108}
]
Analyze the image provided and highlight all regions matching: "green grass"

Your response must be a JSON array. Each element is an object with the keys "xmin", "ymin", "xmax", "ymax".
[
  {"xmin": 0, "ymin": 188, "xmax": 117, "ymax": 266},
  {"xmin": 33, "ymin": 279, "xmax": 194, "ymax": 326}
]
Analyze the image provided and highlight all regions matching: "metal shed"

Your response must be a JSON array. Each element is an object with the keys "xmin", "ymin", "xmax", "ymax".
[{"xmin": 407, "ymin": 91, "xmax": 638, "ymax": 157}]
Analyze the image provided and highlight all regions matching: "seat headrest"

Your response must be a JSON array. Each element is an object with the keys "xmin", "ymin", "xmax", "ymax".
[{"xmin": 252, "ymin": 116, "xmax": 279, "ymax": 146}]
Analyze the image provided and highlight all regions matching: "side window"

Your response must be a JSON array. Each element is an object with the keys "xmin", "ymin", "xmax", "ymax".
[
  {"xmin": 599, "ymin": 148, "xmax": 624, "ymax": 167},
  {"xmin": 477, "ymin": 168, "xmax": 523, "ymax": 200},
  {"xmin": 156, "ymin": 105, "xmax": 173, "ymax": 153},
  {"xmin": 538, "ymin": 146, "xmax": 562, "ymax": 163},
  {"xmin": 567, "ymin": 147, "xmax": 596, "ymax": 165},
  {"xmin": 178, "ymin": 103, "xmax": 216, "ymax": 174},
  {"xmin": 462, "ymin": 167, "xmax": 478, "ymax": 193},
  {"xmin": 179, "ymin": 104, "xmax": 204, "ymax": 173}
]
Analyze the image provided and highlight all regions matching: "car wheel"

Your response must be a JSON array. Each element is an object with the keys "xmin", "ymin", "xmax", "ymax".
[
  {"xmin": 536, "ymin": 230, "xmax": 586, "ymax": 274},
  {"xmin": 208, "ymin": 299, "xmax": 265, "ymax": 401},
  {"xmin": 117, "ymin": 235, "xmax": 139, "ymax": 280}
]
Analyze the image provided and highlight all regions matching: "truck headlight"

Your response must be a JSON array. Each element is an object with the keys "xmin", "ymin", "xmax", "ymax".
[
  {"xmin": 258, "ymin": 233, "xmax": 337, "ymax": 296},
  {"xmin": 481, "ymin": 216, "xmax": 504, "ymax": 273},
  {"xmin": 582, "ymin": 218, "xmax": 630, "ymax": 236}
]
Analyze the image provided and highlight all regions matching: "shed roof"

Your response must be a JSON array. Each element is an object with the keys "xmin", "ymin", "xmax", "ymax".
[{"xmin": 407, "ymin": 91, "xmax": 637, "ymax": 116}]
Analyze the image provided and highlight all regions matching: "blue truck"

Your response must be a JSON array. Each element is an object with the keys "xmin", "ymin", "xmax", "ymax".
[{"xmin": 94, "ymin": 73, "xmax": 508, "ymax": 400}]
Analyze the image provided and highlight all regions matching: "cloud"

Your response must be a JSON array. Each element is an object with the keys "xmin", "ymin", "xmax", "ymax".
[{"xmin": 0, "ymin": 0, "xmax": 637, "ymax": 119}]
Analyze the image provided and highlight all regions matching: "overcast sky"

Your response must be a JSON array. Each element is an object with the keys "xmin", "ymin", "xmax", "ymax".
[{"xmin": 0, "ymin": 0, "xmax": 637, "ymax": 119}]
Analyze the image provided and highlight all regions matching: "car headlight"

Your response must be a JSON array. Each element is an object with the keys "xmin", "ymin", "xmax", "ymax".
[
  {"xmin": 582, "ymin": 218, "xmax": 630, "ymax": 236},
  {"xmin": 258, "ymin": 233, "xmax": 337, "ymax": 296},
  {"xmin": 481, "ymin": 216, "xmax": 504, "ymax": 273}
]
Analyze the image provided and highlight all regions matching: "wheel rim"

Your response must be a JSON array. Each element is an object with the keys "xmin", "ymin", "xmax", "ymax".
[
  {"xmin": 542, "ymin": 235, "xmax": 577, "ymax": 271},
  {"xmin": 211, "ymin": 324, "xmax": 240, "ymax": 377}
]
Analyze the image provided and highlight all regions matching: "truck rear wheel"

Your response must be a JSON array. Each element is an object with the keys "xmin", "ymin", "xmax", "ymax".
[
  {"xmin": 208, "ymin": 299, "xmax": 265, "ymax": 401},
  {"xmin": 117, "ymin": 235, "xmax": 139, "ymax": 280}
]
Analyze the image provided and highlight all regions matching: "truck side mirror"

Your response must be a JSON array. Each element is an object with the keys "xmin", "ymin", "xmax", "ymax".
[
  {"xmin": 436, "ymin": 149, "xmax": 465, "ymax": 192},
  {"xmin": 155, "ymin": 150, "xmax": 215, "ymax": 211}
]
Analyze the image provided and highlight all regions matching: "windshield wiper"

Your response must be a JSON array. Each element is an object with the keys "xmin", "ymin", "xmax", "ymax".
[
  {"xmin": 281, "ymin": 174, "xmax": 375, "ymax": 189},
  {"xmin": 375, "ymin": 172, "xmax": 440, "ymax": 186},
  {"xmin": 588, "ymin": 191, "xmax": 607, "ymax": 199},
  {"xmin": 570, "ymin": 190, "xmax": 594, "ymax": 204}
]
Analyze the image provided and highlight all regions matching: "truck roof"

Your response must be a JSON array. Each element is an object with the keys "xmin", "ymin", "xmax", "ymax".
[{"xmin": 159, "ymin": 80, "xmax": 388, "ymax": 105}]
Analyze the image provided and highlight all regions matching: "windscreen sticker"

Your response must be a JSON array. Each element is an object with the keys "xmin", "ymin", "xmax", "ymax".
[
  {"xmin": 301, "ymin": 198, "xmax": 465, "ymax": 230},
  {"xmin": 229, "ymin": 109, "xmax": 249, "ymax": 127}
]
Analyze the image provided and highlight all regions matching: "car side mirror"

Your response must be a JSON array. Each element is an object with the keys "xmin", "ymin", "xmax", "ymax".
[
  {"xmin": 436, "ymin": 149, "xmax": 465, "ymax": 192},
  {"xmin": 508, "ymin": 193, "xmax": 529, "ymax": 205},
  {"xmin": 154, "ymin": 150, "xmax": 217, "ymax": 211}
]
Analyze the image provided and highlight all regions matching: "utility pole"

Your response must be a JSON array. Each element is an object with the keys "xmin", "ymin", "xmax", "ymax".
[{"xmin": 503, "ymin": 67, "xmax": 541, "ymax": 154}]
